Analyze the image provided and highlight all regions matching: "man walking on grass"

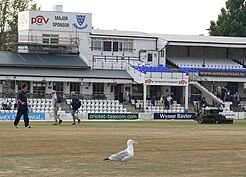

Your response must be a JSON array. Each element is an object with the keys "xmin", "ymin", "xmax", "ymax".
[
  {"xmin": 51, "ymin": 90, "xmax": 63, "ymax": 125},
  {"xmin": 14, "ymin": 83, "xmax": 31, "ymax": 129},
  {"xmin": 70, "ymin": 92, "xmax": 81, "ymax": 125}
]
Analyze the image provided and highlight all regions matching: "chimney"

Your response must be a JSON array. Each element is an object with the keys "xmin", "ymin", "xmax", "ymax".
[{"xmin": 53, "ymin": 5, "xmax": 63, "ymax": 12}]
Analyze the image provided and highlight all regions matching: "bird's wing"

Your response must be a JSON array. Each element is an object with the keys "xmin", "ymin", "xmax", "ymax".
[{"xmin": 108, "ymin": 149, "xmax": 129, "ymax": 161}]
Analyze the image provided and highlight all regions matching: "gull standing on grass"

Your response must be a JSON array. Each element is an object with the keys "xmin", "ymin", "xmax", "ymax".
[{"xmin": 104, "ymin": 139, "xmax": 137, "ymax": 165}]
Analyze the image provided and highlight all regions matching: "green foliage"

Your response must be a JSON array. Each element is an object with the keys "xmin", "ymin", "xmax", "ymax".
[
  {"xmin": 208, "ymin": 0, "xmax": 246, "ymax": 37},
  {"xmin": 0, "ymin": 0, "xmax": 40, "ymax": 50}
]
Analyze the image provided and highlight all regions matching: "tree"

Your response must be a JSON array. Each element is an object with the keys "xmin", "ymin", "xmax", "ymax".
[
  {"xmin": 208, "ymin": 0, "xmax": 246, "ymax": 37},
  {"xmin": 0, "ymin": 0, "xmax": 40, "ymax": 50}
]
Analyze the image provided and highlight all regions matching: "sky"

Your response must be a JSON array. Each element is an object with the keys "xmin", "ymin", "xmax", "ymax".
[{"xmin": 34, "ymin": 0, "xmax": 227, "ymax": 36}]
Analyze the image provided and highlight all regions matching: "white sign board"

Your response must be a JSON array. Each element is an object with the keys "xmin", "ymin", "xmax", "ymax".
[
  {"xmin": 18, "ymin": 11, "xmax": 92, "ymax": 33},
  {"xmin": 144, "ymin": 78, "xmax": 188, "ymax": 86}
]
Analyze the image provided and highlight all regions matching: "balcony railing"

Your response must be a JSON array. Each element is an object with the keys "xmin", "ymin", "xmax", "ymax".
[{"xmin": 6, "ymin": 34, "xmax": 79, "ymax": 54}]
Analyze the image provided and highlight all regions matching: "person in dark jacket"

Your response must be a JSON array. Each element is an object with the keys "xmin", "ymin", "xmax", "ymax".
[
  {"xmin": 13, "ymin": 83, "xmax": 31, "ymax": 129},
  {"xmin": 70, "ymin": 92, "xmax": 81, "ymax": 125},
  {"xmin": 199, "ymin": 96, "xmax": 207, "ymax": 113}
]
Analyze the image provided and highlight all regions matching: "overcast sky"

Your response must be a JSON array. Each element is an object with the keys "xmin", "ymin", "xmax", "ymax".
[{"xmin": 34, "ymin": 0, "xmax": 227, "ymax": 35}]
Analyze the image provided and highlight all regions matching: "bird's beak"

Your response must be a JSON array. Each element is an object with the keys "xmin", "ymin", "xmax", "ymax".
[{"xmin": 134, "ymin": 141, "xmax": 138, "ymax": 144}]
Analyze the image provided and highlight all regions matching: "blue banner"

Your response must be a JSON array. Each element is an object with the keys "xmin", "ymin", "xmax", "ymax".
[
  {"xmin": 154, "ymin": 113, "xmax": 196, "ymax": 120},
  {"xmin": 0, "ymin": 113, "xmax": 45, "ymax": 120}
]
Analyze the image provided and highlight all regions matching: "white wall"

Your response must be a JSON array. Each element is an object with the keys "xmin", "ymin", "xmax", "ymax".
[
  {"xmin": 81, "ymin": 83, "xmax": 92, "ymax": 95},
  {"xmin": 0, "ymin": 83, "xmax": 2, "ymax": 93},
  {"xmin": 79, "ymin": 33, "xmax": 91, "ymax": 60}
]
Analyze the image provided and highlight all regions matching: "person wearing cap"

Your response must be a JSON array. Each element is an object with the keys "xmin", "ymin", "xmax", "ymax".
[
  {"xmin": 51, "ymin": 90, "xmax": 62, "ymax": 125},
  {"xmin": 70, "ymin": 91, "xmax": 81, "ymax": 125}
]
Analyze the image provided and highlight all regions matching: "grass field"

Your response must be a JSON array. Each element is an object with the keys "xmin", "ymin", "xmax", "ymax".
[{"xmin": 0, "ymin": 120, "xmax": 245, "ymax": 177}]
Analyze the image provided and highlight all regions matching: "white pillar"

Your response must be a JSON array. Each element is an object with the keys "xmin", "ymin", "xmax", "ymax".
[
  {"xmin": 66, "ymin": 82, "xmax": 70, "ymax": 94},
  {"xmin": 15, "ymin": 81, "xmax": 18, "ymax": 93},
  {"xmin": 143, "ymin": 83, "xmax": 147, "ymax": 111},
  {"xmin": 185, "ymin": 85, "xmax": 189, "ymax": 112},
  {"xmin": 0, "ymin": 83, "xmax": 2, "ymax": 93},
  {"xmin": 46, "ymin": 81, "xmax": 52, "ymax": 93},
  {"xmin": 30, "ymin": 81, "xmax": 33, "ymax": 94}
]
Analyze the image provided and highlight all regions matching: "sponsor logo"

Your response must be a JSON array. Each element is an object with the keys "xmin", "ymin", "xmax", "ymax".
[
  {"xmin": 0, "ymin": 113, "xmax": 45, "ymax": 120},
  {"xmin": 73, "ymin": 15, "xmax": 88, "ymax": 29},
  {"xmin": 179, "ymin": 79, "xmax": 187, "ymax": 84},
  {"xmin": 19, "ymin": 15, "xmax": 28, "ymax": 27},
  {"xmin": 31, "ymin": 15, "xmax": 49, "ymax": 25},
  {"xmin": 145, "ymin": 79, "xmax": 154, "ymax": 84},
  {"xmin": 88, "ymin": 113, "xmax": 138, "ymax": 120},
  {"xmin": 199, "ymin": 71, "xmax": 245, "ymax": 77},
  {"xmin": 154, "ymin": 113, "xmax": 195, "ymax": 119}
]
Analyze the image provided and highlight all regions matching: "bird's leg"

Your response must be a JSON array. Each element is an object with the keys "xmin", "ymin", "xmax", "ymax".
[{"xmin": 124, "ymin": 161, "xmax": 127, "ymax": 166}]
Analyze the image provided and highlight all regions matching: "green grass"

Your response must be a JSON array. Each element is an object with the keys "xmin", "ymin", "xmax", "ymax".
[{"xmin": 0, "ymin": 120, "xmax": 245, "ymax": 177}]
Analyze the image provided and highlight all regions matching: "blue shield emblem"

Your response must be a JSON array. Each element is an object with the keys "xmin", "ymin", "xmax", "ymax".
[
  {"xmin": 74, "ymin": 15, "xmax": 88, "ymax": 29},
  {"xmin": 76, "ymin": 15, "xmax": 85, "ymax": 26}
]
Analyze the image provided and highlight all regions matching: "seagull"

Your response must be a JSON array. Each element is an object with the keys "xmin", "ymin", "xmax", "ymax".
[{"xmin": 104, "ymin": 139, "xmax": 137, "ymax": 165}]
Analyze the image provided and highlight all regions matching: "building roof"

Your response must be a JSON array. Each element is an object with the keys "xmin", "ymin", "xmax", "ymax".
[
  {"xmin": 91, "ymin": 29, "xmax": 157, "ymax": 39},
  {"xmin": 0, "ymin": 67, "xmax": 132, "ymax": 80},
  {"xmin": 151, "ymin": 33, "xmax": 246, "ymax": 47},
  {"xmin": 0, "ymin": 51, "xmax": 89, "ymax": 69},
  {"xmin": 91, "ymin": 29, "xmax": 246, "ymax": 47}
]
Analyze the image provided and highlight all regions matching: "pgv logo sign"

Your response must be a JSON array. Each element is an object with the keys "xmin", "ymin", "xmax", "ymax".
[
  {"xmin": 145, "ymin": 79, "xmax": 154, "ymax": 84},
  {"xmin": 31, "ymin": 15, "xmax": 49, "ymax": 25}
]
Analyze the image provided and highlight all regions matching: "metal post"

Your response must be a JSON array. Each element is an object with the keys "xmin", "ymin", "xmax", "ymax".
[
  {"xmin": 185, "ymin": 85, "xmax": 189, "ymax": 112},
  {"xmin": 143, "ymin": 83, "xmax": 147, "ymax": 111}
]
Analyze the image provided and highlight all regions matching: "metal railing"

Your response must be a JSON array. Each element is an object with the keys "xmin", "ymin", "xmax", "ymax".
[
  {"xmin": 92, "ymin": 55, "xmax": 140, "ymax": 62},
  {"xmin": 0, "ymin": 92, "xmax": 142, "ymax": 102},
  {"xmin": 7, "ymin": 34, "xmax": 79, "ymax": 45},
  {"xmin": 189, "ymin": 73, "xmax": 214, "ymax": 94}
]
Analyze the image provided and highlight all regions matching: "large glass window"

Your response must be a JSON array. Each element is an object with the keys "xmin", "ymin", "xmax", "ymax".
[
  {"xmin": 103, "ymin": 41, "xmax": 111, "ymax": 51},
  {"xmin": 2, "ymin": 80, "xmax": 16, "ymax": 97},
  {"xmin": 149, "ymin": 85, "xmax": 161, "ymax": 98},
  {"xmin": 123, "ymin": 41, "xmax": 133, "ymax": 52},
  {"xmin": 42, "ymin": 34, "xmax": 59, "ymax": 44},
  {"xmin": 91, "ymin": 37, "xmax": 133, "ymax": 53},
  {"xmin": 33, "ymin": 81, "xmax": 46, "ymax": 98},
  {"xmin": 17, "ymin": 81, "xmax": 30, "ymax": 93},
  {"xmin": 33, "ymin": 82, "xmax": 46, "ymax": 94},
  {"xmin": 113, "ymin": 41, "xmax": 118, "ymax": 52},
  {"xmin": 132, "ymin": 84, "xmax": 143, "ymax": 100},
  {"xmin": 91, "ymin": 40, "xmax": 102, "ymax": 51},
  {"xmin": 70, "ymin": 82, "xmax": 80, "ymax": 95},
  {"xmin": 93, "ymin": 83, "xmax": 104, "ymax": 94},
  {"xmin": 53, "ymin": 82, "xmax": 63, "ymax": 94}
]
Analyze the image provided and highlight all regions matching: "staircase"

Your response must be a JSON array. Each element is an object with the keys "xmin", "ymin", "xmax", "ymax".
[
  {"xmin": 189, "ymin": 73, "xmax": 224, "ymax": 104},
  {"xmin": 166, "ymin": 59, "xmax": 179, "ymax": 70},
  {"xmin": 190, "ymin": 81, "xmax": 223, "ymax": 104}
]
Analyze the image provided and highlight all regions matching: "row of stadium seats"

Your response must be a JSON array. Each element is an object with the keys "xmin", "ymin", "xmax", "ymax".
[
  {"xmin": 67, "ymin": 99, "xmax": 128, "ymax": 113},
  {"xmin": 0, "ymin": 109, "xmax": 66, "ymax": 114},
  {"xmin": 131, "ymin": 99, "xmax": 185, "ymax": 112},
  {"xmin": 0, "ymin": 98, "xmax": 129, "ymax": 114},
  {"xmin": 131, "ymin": 65, "xmax": 173, "ymax": 73},
  {"xmin": 169, "ymin": 57, "xmax": 243, "ymax": 69},
  {"xmin": 67, "ymin": 99, "xmax": 121, "ymax": 107}
]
